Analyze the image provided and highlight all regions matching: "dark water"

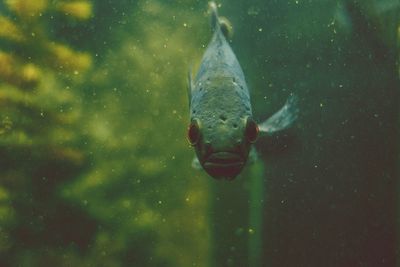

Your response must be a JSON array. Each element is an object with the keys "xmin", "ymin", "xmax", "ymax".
[{"xmin": 0, "ymin": 0, "xmax": 399, "ymax": 266}]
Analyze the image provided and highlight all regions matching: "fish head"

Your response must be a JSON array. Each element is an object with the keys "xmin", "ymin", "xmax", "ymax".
[{"xmin": 187, "ymin": 115, "xmax": 259, "ymax": 180}]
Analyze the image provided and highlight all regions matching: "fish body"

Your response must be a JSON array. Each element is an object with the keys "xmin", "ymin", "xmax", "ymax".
[{"xmin": 187, "ymin": 2, "xmax": 298, "ymax": 180}]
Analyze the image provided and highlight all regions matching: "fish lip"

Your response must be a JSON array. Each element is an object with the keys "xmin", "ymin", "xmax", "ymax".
[
  {"xmin": 203, "ymin": 161, "xmax": 244, "ymax": 168},
  {"xmin": 204, "ymin": 152, "xmax": 244, "ymax": 165},
  {"xmin": 203, "ymin": 152, "xmax": 245, "ymax": 180}
]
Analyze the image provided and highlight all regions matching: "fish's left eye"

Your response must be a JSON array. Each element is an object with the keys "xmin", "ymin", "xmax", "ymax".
[
  {"xmin": 245, "ymin": 118, "xmax": 259, "ymax": 143},
  {"xmin": 187, "ymin": 120, "xmax": 200, "ymax": 146}
]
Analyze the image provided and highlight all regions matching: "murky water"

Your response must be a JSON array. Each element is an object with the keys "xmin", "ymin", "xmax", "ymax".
[{"xmin": 0, "ymin": 1, "xmax": 399, "ymax": 266}]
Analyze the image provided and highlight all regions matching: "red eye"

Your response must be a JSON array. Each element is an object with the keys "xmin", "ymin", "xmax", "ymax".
[
  {"xmin": 245, "ymin": 118, "xmax": 259, "ymax": 143},
  {"xmin": 187, "ymin": 120, "xmax": 200, "ymax": 145}
]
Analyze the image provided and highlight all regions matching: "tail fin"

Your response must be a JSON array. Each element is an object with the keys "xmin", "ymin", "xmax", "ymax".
[{"xmin": 208, "ymin": 2, "xmax": 233, "ymax": 39}]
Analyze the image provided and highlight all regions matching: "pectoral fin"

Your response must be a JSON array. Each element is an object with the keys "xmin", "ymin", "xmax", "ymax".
[
  {"xmin": 259, "ymin": 94, "xmax": 299, "ymax": 135},
  {"xmin": 248, "ymin": 146, "xmax": 259, "ymax": 164},
  {"xmin": 191, "ymin": 156, "xmax": 202, "ymax": 170}
]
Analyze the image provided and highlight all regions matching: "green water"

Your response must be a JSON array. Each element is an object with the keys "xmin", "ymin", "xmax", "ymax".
[{"xmin": 0, "ymin": 0, "xmax": 399, "ymax": 266}]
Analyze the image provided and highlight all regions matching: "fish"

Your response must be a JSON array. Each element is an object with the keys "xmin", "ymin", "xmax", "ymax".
[{"xmin": 187, "ymin": 2, "xmax": 298, "ymax": 180}]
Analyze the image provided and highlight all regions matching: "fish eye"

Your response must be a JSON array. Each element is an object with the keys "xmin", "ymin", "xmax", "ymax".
[
  {"xmin": 245, "ymin": 118, "xmax": 259, "ymax": 143},
  {"xmin": 187, "ymin": 119, "xmax": 201, "ymax": 146}
]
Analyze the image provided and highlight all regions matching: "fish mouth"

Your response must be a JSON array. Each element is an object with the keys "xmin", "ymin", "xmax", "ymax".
[{"xmin": 203, "ymin": 152, "xmax": 245, "ymax": 180}]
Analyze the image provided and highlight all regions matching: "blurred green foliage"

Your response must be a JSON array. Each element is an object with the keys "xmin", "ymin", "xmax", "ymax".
[
  {"xmin": 0, "ymin": 0, "xmax": 212, "ymax": 266},
  {"xmin": 0, "ymin": 0, "xmax": 94, "ymax": 265},
  {"xmin": 62, "ymin": 1, "xmax": 213, "ymax": 266}
]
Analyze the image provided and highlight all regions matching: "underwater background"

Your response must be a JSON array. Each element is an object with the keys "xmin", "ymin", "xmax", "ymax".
[{"xmin": 0, "ymin": 0, "xmax": 399, "ymax": 266}]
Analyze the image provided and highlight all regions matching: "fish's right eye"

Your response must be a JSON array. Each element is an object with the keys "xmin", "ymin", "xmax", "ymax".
[{"xmin": 187, "ymin": 120, "xmax": 200, "ymax": 146}]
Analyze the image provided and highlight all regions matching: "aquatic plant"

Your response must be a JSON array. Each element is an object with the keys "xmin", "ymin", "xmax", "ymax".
[
  {"xmin": 61, "ymin": 1, "xmax": 214, "ymax": 266},
  {"xmin": 1, "ymin": 0, "xmax": 216, "ymax": 265},
  {"xmin": 0, "ymin": 0, "xmax": 93, "ymax": 265}
]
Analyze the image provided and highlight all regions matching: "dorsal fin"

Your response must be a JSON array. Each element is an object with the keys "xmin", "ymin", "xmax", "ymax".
[
  {"xmin": 209, "ymin": 2, "xmax": 219, "ymax": 31},
  {"xmin": 208, "ymin": 2, "xmax": 233, "ymax": 39}
]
